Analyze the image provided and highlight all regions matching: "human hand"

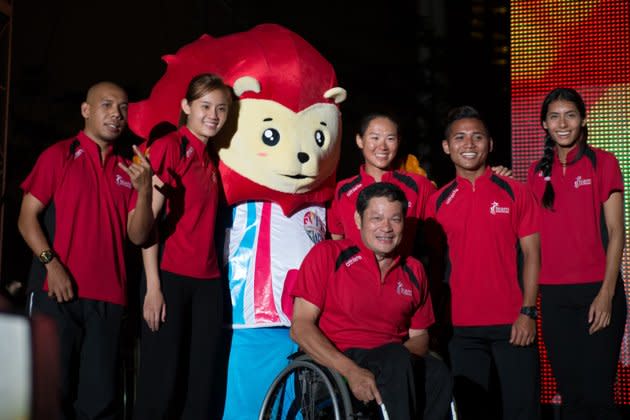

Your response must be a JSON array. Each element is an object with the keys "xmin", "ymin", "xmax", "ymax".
[
  {"xmin": 510, "ymin": 314, "xmax": 536, "ymax": 346},
  {"xmin": 143, "ymin": 287, "xmax": 166, "ymax": 332},
  {"xmin": 119, "ymin": 145, "xmax": 153, "ymax": 194},
  {"xmin": 588, "ymin": 290, "xmax": 613, "ymax": 335},
  {"xmin": 46, "ymin": 259, "xmax": 74, "ymax": 303},
  {"xmin": 491, "ymin": 165, "xmax": 513, "ymax": 177},
  {"xmin": 346, "ymin": 365, "xmax": 382, "ymax": 405}
]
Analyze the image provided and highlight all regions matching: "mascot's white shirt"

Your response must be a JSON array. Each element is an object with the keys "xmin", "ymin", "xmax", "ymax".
[{"xmin": 225, "ymin": 201, "xmax": 326, "ymax": 328}]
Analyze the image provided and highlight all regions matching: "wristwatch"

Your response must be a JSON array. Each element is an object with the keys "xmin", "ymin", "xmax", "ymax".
[
  {"xmin": 520, "ymin": 306, "xmax": 538, "ymax": 320},
  {"xmin": 38, "ymin": 249, "xmax": 55, "ymax": 265}
]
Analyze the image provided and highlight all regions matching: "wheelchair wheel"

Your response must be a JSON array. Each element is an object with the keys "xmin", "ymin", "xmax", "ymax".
[{"xmin": 258, "ymin": 356, "xmax": 353, "ymax": 420}]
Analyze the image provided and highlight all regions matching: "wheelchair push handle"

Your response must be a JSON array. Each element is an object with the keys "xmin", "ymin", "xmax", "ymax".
[{"xmin": 379, "ymin": 403, "xmax": 390, "ymax": 420}]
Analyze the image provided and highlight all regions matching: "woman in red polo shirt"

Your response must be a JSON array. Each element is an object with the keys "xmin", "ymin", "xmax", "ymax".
[
  {"xmin": 134, "ymin": 73, "xmax": 232, "ymax": 419},
  {"xmin": 327, "ymin": 112, "xmax": 436, "ymax": 250},
  {"xmin": 528, "ymin": 87, "xmax": 626, "ymax": 420}
]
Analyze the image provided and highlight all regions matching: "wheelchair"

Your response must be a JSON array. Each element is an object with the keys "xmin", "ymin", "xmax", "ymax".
[
  {"xmin": 258, "ymin": 352, "xmax": 369, "ymax": 420},
  {"xmin": 259, "ymin": 352, "xmax": 458, "ymax": 420}
]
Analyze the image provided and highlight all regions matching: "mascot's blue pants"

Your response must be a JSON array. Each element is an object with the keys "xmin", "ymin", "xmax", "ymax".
[{"xmin": 222, "ymin": 327, "xmax": 298, "ymax": 420}]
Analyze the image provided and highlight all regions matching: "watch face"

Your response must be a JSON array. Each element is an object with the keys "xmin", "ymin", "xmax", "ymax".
[
  {"xmin": 39, "ymin": 250, "xmax": 54, "ymax": 264},
  {"xmin": 521, "ymin": 306, "xmax": 537, "ymax": 319}
]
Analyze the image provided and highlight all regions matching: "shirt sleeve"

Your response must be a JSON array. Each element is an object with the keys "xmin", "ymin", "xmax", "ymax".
[
  {"xmin": 417, "ymin": 176, "xmax": 437, "ymax": 220},
  {"xmin": 598, "ymin": 151, "xmax": 623, "ymax": 203},
  {"xmin": 515, "ymin": 181, "xmax": 540, "ymax": 238},
  {"xmin": 326, "ymin": 191, "xmax": 344, "ymax": 236},
  {"xmin": 409, "ymin": 263, "xmax": 435, "ymax": 330},
  {"xmin": 291, "ymin": 242, "xmax": 333, "ymax": 309},
  {"xmin": 147, "ymin": 135, "xmax": 180, "ymax": 189},
  {"xmin": 424, "ymin": 191, "xmax": 437, "ymax": 219},
  {"xmin": 20, "ymin": 144, "xmax": 65, "ymax": 206}
]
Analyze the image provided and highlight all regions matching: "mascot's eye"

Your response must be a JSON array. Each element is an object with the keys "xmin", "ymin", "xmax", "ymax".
[
  {"xmin": 262, "ymin": 128, "xmax": 280, "ymax": 146},
  {"xmin": 314, "ymin": 130, "xmax": 325, "ymax": 147}
]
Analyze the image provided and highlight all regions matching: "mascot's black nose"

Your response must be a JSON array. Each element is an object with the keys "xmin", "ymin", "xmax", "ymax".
[{"xmin": 297, "ymin": 152, "xmax": 310, "ymax": 163}]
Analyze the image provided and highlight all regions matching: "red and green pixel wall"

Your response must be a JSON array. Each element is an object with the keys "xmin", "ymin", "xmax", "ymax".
[{"xmin": 510, "ymin": 0, "xmax": 630, "ymax": 405}]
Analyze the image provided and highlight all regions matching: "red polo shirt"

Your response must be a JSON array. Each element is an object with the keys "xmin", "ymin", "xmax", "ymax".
[
  {"xmin": 21, "ymin": 131, "xmax": 137, "ymax": 305},
  {"xmin": 292, "ymin": 238, "xmax": 434, "ymax": 352},
  {"xmin": 147, "ymin": 125, "xmax": 221, "ymax": 279},
  {"xmin": 327, "ymin": 165, "xmax": 436, "ymax": 254},
  {"xmin": 425, "ymin": 167, "xmax": 539, "ymax": 327},
  {"xmin": 527, "ymin": 146, "xmax": 623, "ymax": 285}
]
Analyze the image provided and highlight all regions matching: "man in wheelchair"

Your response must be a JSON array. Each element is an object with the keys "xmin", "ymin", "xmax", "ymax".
[{"xmin": 290, "ymin": 182, "xmax": 453, "ymax": 419}]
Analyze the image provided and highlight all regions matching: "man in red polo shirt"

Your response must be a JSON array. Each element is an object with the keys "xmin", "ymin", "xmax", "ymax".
[
  {"xmin": 425, "ymin": 106, "xmax": 540, "ymax": 420},
  {"xmin": 292, "ymin": 182, "xmax": 452, "ymax": 419},
  {"xmin": 18, "ymin": 81, "xmax": 154, "ymax": 420}
]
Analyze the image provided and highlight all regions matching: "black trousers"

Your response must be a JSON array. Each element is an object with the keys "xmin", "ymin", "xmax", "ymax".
[
  {"xmin": 345, "ymin": 343, "xmax": 453, "ymax": 420},
  {"xmin": 448, "ymin": 325, "xmax": 540, "ymax": 420},
  {"xmin": 540, "ymin": 280, "xmax": 627, "ymax": 420},
  {"xmin": 133, "ymin": 271, "xmax": 224, "ymax": 420},
  {"xmin": 30, "ymin": 291, "xmax": 124, "ymax": 420}
]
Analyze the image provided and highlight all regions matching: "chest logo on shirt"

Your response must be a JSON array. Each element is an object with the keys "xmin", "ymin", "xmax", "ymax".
[
  {"xmin": 303, "ymin": 211, "xmax": 326, "ymax": 244},
  {"xmin": 574, "ymin": 176, "xmax": 592, "ymax": 189},
  {"xmin": 74, "ymin": 149, "xmax": 85, "ymax": 159},
  {"xmin": 489, "ymin": 201, "xmax": 510, "ymax": 215},
  {"xmin": 186, "ymin": 146, "xmax": 194, "ymax": 159},
  {"xmin": 346, "ymin": 183, "xmax": 363, "ymax": 197},
  {"xmin": 115, "ymin": 174, "xmax": 133, "ymax": 189},
  {"xmin": 445, "ymin": 187, "xmax": 459, "ymax": 205},
  {"xmin": 396, "ymin": 280, "xmax": 413, "ymax": 297}
]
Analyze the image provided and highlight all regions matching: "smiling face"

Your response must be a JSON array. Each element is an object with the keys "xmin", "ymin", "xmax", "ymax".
[
  {"xmin": 356, "ymin": 116, "xmax": 399, "ymax": 176},
  {"xmin": 354, "ymin": 196, "xmax": 404, "ymax": 258},
  {"xmin": 182, "ymin": 88, "xmax": 230, "ymax": 143},
  {"xmin": 542, "ymin": 99, "xmax": 586, "ymax": 152},
  {"xmin": 81, "ymin": 82, "xmax": 128, "ymax": 146},
  {"xmin": 443, "ymin": 117, "xmax": 492, "ymax": 181},
  {"xmin": 217, "ymin": 98, "xmax": 342, "ymax": 194}
]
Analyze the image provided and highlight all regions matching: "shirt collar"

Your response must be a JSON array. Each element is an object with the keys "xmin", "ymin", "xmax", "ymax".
[
  {"xmin": 77, "ymin": 130, "xmax": 113, "ymax": 164},
  {"xmin": 179, "ymin": 125, "xmax": 208, "ymax": 162},
  {"xmin": 350, "ymin": 235, "xmax": 403, "ymax": 273},
  {"xmin": 455, "ymin": 165, "xmax": 492, "ymax": 186},
  {"xmin": 359, "ymin": 164, "xmax": 394, "ymax": 183},
  {"xmin": 554, "ymin": 145, "xmax": 581, "ymax": 165}
]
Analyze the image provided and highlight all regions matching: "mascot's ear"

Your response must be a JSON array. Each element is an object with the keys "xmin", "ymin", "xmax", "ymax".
[
  {"xmin": 324, "ymin": 87, "xmax": 347, "ymax": 104},
  {"xmin": 233, "ymin": 76, "xmax": 261, "ymax": 97}
]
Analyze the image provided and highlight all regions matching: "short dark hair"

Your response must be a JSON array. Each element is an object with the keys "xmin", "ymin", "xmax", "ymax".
[
  {"xmin": 356, "ymin": 182, "xmax": 408, "ymax": 218},
  {"xmin": 443, "ymin": 105, "xmax": 490, "ymax": 138}
]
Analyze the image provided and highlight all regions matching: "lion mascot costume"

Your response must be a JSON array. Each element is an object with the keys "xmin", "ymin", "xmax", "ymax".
[{"xmin": 128, "ymin": 23, "xmax": 346, "ymax": 419}]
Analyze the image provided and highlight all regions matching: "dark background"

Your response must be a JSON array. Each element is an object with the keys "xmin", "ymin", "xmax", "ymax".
[{"xmin": 1, "ymin": 0, "xmax": 510, "ymax": 294}]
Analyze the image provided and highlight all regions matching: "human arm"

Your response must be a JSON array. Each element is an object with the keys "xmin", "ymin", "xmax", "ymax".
[
  {"xmin": 18, "ymin": 193, "xmax": 74, "ymax": 302},
  {"xmin": 510, "ymin": 232, "xmax": 540, "ymax": 346},
  {"xmin": 330, "ymin": 233, "xmax": 344, "ymax": 240},
  {"xmin": 290, "ymin": 297, "xmax": 382, "ymax": 404},
  {"xmin": 122, "ymin": 145, "xmax": 154, "ymax": 245},
  {"xmin": 404, "ymin": 329, "xmax": 429, "ymax": 357},
  {"xmin": 589, "ymin": 191, "xmax": 624, "ymax": 334},
  {"xmin": 141, "ymin": 175, "xmax": 167, "ymax": 331}
]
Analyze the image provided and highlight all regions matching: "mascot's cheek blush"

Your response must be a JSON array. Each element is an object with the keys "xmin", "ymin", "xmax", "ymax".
[{"xmin": 257, "ymin": 152, "xmax": 268, "ymax": 157}]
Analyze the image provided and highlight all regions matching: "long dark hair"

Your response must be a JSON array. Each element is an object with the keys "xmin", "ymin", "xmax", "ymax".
[{"xmin": 535, "ymin": 87, "xmax": 588, "ymax": 209}]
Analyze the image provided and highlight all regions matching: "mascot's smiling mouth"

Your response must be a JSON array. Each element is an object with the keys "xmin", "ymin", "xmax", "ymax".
[{"xmin": 282, "ymin": 174, "xmax": 314, "ymax": 180}]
